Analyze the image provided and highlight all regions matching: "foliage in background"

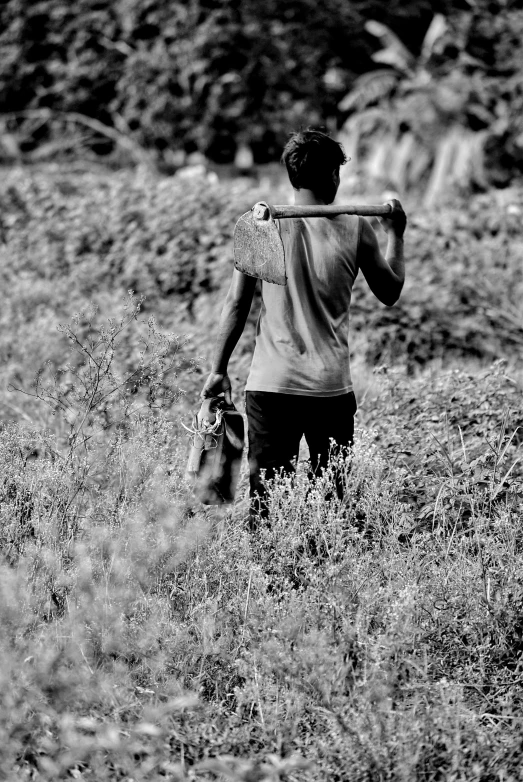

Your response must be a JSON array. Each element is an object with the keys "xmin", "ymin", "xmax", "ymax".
[
  {"xmin": 340, "ymin": 0, "xmax": 523, "ymax": 199},
  {"xmin": 1, "ymin": 167, "xmax": 522, "ymax": 426},
  {"xmin": 0, "ymin": 0, "xmax": 378, "ymax": 166},
  {"xmin": 350, "ymin": 187, "xmax": 523, "ymax": 370},
  {"xmin": 2, "ymin": 0, "xmax": 522, "ymax": 194},
  {"xmin": 0, "ymin": 0, "xmax": 492, "ymax": 169},
  {"xmin": 0, "ymin": 166, "xmax": 271, "ymax": 422}
]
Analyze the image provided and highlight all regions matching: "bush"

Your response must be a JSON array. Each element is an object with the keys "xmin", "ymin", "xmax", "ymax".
[
  {"xmin": 2, "ymin": 364, "xmax": 523, "ymax": 779},
  {"xmin": 0, "ymin": 167, "xmax": 275, "ymax": 418},
  {"xmin": 0, "ymin": 0, "xmax": 375, "ymax": 164},
  {"xmin": 2, "ymin": 168, "xmax": 523, "ymax": 777},
  {"xmin": 2, "ymin": 167, "xmax": 522, "ymax": 420}
]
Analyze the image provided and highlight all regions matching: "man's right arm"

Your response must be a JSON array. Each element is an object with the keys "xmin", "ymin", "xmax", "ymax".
[
  {"xmin": 200, "ymin": 268, "xmax": 257, "ymax": 402},
  {"xmin": 358, "ymin": 199, "xmax": 406, "ymax": 307}
]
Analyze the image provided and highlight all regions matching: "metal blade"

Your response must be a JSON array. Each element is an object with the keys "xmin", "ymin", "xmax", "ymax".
[{"xmin": 233, "ymin": 205, "xmax": 286, "ymax": 286}]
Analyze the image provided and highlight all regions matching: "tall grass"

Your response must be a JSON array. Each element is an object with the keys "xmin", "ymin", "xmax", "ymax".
[
  {"xmin": 2, "ymin": 340, "xmax": 523, "ymax": 779},
  {"xmin": 1, "ymin": 169, "xmax": 523, "ymax": 779}
]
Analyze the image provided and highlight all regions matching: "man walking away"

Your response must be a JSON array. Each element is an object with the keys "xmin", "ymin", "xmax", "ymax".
[{"xmin": 201, "ymin": 128, "xmax": 407, "ymax": 523}]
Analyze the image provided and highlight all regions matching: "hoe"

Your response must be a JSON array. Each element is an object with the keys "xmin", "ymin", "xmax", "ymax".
[{"xmin": 234, "ymin": 200, "xmax": 392, "ymax": 285}]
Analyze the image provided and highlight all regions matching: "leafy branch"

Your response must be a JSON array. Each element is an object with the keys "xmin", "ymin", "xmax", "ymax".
[{"xmin": 10, "ymin": 291, "xmax": 189, "ymax": 463}]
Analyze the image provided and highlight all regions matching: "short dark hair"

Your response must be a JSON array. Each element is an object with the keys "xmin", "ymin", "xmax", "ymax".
[{"xmin": 281, "ymin": 129, "xmax": 347, "ymax": 192}]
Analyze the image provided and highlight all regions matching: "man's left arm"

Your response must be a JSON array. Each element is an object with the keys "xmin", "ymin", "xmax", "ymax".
[{"xmin": 200, "ymin": 269, "xmax": 257, "ymax": 402}]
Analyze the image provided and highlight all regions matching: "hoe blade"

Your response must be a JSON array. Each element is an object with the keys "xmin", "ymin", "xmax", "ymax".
[
  {"xmin": 233, "ymin": 200, "xmax": 393, "ymax": 286},
  {"xmin": 234, "ymin": 205, "xmax": 286, "ymax": 286}
]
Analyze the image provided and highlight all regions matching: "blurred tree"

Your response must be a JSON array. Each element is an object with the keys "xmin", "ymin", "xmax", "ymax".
[
  {"xmin": 0, "ymin": 1, "xmax": 125, "ymax": 156},
  {"xmin": 0, "ymin": 0, "xmax": 379, "ymax": 163},
  {"xmin": 339, "ymin": 0, "xmax": 523, "ymax": 198},
  {"xmin": 0, "ymin": 0, "xmax": 522, "ymax": 170},
  {"xmin": 106, "ymin": 0, "xmax": 379, "ymax": 163}
]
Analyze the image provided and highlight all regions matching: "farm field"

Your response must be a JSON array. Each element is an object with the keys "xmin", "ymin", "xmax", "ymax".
[{"xmin": 1, "ymin": 165, "xmax": 523, "ymax": 780}]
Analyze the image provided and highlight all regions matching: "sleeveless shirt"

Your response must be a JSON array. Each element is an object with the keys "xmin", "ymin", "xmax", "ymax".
[{"xmin": 245, "ymin": 214, "xmax": 361, "ymax": 397}]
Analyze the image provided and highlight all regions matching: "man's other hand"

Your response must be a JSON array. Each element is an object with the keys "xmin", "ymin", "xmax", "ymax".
[
  {"xmin": 201, "ymin": 372, "xmax": 232, "ymax": 404},
  {"xmin": 379, "ymin": 199, "xmax": 407, "ymax": 238}
]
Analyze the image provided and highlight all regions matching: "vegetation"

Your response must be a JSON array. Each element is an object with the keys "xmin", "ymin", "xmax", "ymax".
[
  {"xmin": 340, "ymin": 0, "xmax": 523, "ymax": 199},
  {"xmin": 1, "ymin": 0, "xmax": 523, "ymax": 776},
  {"xmin": 1, "ymin": 166, "xmax": 523, "ymax": 779},
  {"xmin": 0, "ymin": 0, "xmax": 377, "ymax": 165},
  {"xmin": 1, "ymin": 166, "xmax": 522, "ymax": 410},
  {"xmin": 2, "ymin": 357, "xmax": 523, "ymax": 779},
  {"xmin": 2, "ymin": 0, "xmax": 522, "ymax": 185}
]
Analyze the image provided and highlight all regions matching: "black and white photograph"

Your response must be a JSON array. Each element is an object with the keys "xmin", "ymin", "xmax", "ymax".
[{"xmin": 1, "ymin": 1, "xmax": 523, "ymax": 779}]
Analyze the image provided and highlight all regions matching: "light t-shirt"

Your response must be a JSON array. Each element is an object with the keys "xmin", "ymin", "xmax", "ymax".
[{"xmin": 245, "ymin": 214, "xmax": 361, "ymax": 397}]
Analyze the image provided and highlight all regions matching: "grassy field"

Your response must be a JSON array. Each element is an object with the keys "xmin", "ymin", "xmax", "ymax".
[{"xmin": 1, "ymin": 166, "xmax": 523, "ymax": 781}]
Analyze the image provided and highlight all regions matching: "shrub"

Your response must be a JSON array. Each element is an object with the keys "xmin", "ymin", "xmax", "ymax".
[
  {"xmin": 2, "ymin": 361, "xmax": 523, "ymax": 779},
  {"xmin": 1, "ymin": 167, "xmax": 523, "ymax": 418},
  {"xmin": 2, "ymin": 167, "xmax": 523, "ymax": 779}
]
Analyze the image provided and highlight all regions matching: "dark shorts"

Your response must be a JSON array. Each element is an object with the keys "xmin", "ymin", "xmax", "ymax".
[{"xmin": 245, "ymin": 390, "xmax": 357, "ymax": 516}]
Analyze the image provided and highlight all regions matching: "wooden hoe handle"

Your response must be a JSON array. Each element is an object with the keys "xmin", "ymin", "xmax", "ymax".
[{"xmin": 252, "ymin": 202, "xmax": 392, "ymax": 220}]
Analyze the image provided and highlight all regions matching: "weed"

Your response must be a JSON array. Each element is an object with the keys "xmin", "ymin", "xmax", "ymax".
[{"xmin": 1, "ymin": 170, "xmax": 523, "ymax": 779}]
